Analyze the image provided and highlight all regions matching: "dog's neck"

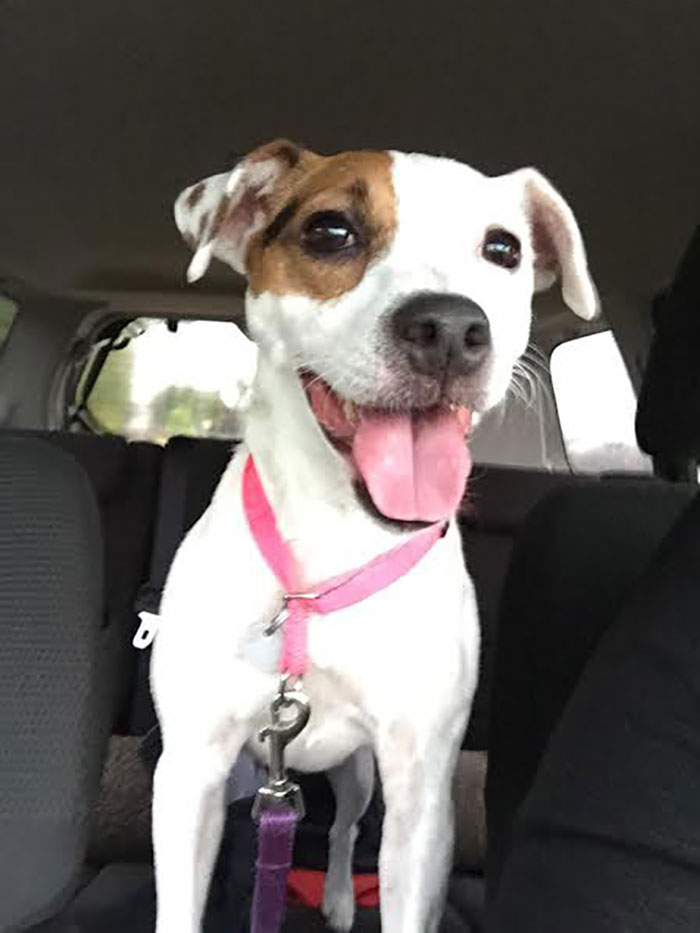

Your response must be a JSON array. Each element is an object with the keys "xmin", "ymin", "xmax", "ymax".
[{"xmin": 242, "ymin": 352, "xmax": 407, "ymax": 581}]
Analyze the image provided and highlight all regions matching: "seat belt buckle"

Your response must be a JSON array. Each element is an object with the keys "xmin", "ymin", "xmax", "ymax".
[{"xmin": 133, "ymin": 611, "xmax": 160, "ymax": 649}]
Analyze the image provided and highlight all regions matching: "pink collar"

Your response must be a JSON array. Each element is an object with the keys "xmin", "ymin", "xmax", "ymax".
[{"xmin": 242, "ymin": 456, "xmax": 446, "ymax": 678}]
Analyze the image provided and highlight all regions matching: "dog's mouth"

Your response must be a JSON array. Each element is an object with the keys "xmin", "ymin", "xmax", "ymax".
[{"xmin": 301, "ymin": 373, "xmax": 472, "ymax": 524}]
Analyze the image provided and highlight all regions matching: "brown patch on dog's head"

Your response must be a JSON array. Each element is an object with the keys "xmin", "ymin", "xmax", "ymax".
[
  {"xmin": 186, "ymin": 181, "xmax": 206, "ymax": 209},
  {"xmin": 250, "ymin": 138, "xmax": 303, "ymax": 170},
  {"xmin": 175, "ymin": 142, "xmax": 397, "ymax": 295},
  {"xmin": 245, "ymin": 150, "xmax": 397, "ymax": 301},
  {"xmin": 175, "ymin": 139, "xmax": 317, "ymax": 278},
  {"xmin": 174, "ymin": 142, "xmax": 397, "ymax": 295}
]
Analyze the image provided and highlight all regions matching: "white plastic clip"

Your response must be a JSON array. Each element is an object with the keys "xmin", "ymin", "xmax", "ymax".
[{"xmin": 133, "ymin": 611, "xmax": 160, "ymax": 649}]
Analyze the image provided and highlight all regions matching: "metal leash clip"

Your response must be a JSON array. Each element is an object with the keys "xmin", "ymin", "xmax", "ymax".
[
  {"xmin": 252, "ymin": 676, "xmax": 311, "ymax": 821},
  {"xmin": 264, "ymin": 592, "xmax": 317, "ymax": 637}
]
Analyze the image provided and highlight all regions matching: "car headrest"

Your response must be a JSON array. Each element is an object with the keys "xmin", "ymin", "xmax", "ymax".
[{"xmin": 636, "ymin": 226, "xmax": 700, "ymax": 473}]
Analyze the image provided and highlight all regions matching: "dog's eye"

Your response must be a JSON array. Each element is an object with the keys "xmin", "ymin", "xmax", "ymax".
[
  {"xmin": 301, "ymin": 211, "xmax": 359, "ymax": 257},
  {"xmin": 482, "ymin": 229, "xmax": 521, "ymax": 270}
]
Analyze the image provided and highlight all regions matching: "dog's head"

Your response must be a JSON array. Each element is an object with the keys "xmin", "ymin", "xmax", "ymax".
[{"xmin": 175, "ymin": 140, "xmax": 597, "ymax": 523}]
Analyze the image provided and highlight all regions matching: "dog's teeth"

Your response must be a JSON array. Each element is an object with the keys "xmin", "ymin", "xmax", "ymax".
[{"xmin": 344, "ymin": 400, "xmax": 358, "ymax": 422}]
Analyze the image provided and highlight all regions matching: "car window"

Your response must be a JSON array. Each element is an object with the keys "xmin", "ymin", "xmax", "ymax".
[
  {"xmin": 80, "ymin": 318, "xmax": 257, "ymax": 444},
  {"xmin": 550, "ymin": 330, "xmax": 651, "ymax": 474},
  {"xmin": 469, "ymin": 344, "xmax": 570, "ymax": 472},
  {"xmin": 0, "ymin": 295, "xmax": 18, "ymax": 352}
]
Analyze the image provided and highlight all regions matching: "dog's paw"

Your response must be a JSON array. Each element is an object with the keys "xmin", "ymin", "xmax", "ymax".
[{"xmin": 322, "ymin": 885, "xmax": 355, "ymax": 932}]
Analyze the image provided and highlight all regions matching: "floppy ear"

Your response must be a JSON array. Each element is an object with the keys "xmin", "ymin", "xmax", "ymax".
[
  {"xmin": 511, "ymin": 168, "xmax": 599, "ymax": 320},
  {"xmin": 174, "ymin": 139, "xmax": 307, "ymax": 282}
]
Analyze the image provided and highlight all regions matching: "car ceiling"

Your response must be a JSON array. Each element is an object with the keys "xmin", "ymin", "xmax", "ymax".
[{"xmin": 1, "ymin": 0, "xmax": 699, "ymax": 319}]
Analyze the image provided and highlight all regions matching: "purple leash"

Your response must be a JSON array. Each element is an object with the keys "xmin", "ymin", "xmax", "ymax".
[
  {"xmin": 250, "ymin": 809, "xmax": 299, "ymax": 933},
  {"xmin": 250, "ymin": 679, "xmax": 310, "ymax": 933}
]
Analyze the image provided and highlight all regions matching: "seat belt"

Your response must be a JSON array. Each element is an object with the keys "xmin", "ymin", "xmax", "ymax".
[
  {"xmin": 133, "ymin": 436, "xmax": 237, "ymax": 648},
  {"xmin": 134, "ymin": 439, "xmax": 191, "ymax": 625},
  {"xmin": 131, "ymin": 438, "xmax": 192, "ymax": 737}
]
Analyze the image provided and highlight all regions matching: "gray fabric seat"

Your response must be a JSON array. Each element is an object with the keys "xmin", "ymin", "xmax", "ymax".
[
  {"xmin": 5, "ymin": 430, "xmax": 163, "ymax": 733},
  {"xmin": 0, "ymin": 435, "xmax": 113, "ymax": 931}
]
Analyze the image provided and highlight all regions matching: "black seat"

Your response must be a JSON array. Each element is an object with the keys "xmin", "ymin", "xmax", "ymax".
[
  {"xmin": 485, "ymin": 477, "xmax": 695, "ymax": 897},
  {"xmin": 483, "ymin": 225, "xmax": 700, "ymax": 923},
  {"xmin": 0, "ymin": 435, "xmax": 114, "ymax": 931},
  {"xmin": 458, "ymin": 465, "xmax": 575, "ymax": 750},
  {"xmin": 636, "ymin": 225, "xmax": 700, "ymax": 481}
]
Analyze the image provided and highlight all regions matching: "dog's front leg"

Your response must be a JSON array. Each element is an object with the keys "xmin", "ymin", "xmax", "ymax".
[
  {"xmin": 376, "ymin": 725, "xmax": 462, "ymax": 933},
  {"xmin": 152, "ymin": 726, "xmax": 246, "ymax": 933},
  {"xmin": 323, "ymin": 746, "xmax": 376, "ymax": 932}
]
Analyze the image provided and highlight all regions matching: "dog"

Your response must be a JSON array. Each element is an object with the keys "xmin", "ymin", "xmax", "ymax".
[{"xmin": 151, "ymin": 140, "xmax": 598, "ymax": 933}]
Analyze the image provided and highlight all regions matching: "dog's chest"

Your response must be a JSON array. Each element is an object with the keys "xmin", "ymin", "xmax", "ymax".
[
  {"xmin": 242, "ymin": 551, "xmax": 475, "ymax": 772},
  {"xmin": 247, "ymin": 659, "xmax": 371, "ymax": 772},
  {"xmin": 160, "ymin": 469, "xmax": 477, "ymax": 771}
]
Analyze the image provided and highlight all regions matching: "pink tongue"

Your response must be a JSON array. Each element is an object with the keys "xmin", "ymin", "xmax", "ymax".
[{"xmin": 352, "ymin": 410, "xmax": 472, "ymax": 522}]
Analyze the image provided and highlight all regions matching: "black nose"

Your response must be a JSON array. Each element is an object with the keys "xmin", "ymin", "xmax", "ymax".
[{"xmin": 392, "ymin": 292, "xmax": 491, "ymax": 378}]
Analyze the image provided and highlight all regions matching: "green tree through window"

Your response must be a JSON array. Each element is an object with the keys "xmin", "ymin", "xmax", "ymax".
[{"xmin": 83, "ymin": 318, "xmax": 254, "ymax": 444}]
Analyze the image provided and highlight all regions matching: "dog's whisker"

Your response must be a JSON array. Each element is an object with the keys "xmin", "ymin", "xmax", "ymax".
[
  {"xmin": 507, "ymin": 366, "xmax": 542, "ymax": 413},
  {"xmin": 504, "ymin": 377, "xmax": 527, "ymax": 410},
  {"xmin": 524, "ymin": 342, "xmax": 549, "ymax": 364},
  {"xmin": 516, "ymin": 351, "xmax": 554, "ymax": 402},
  {"xmin": 519, "ymin": 361, "xmax": 554, "ymax": 407},
  {"xmin": 511, "ymin": 365, "xmax": 536, "ymax": 406},
  {"xmin": 520, "ymin": 361, "xmax": 550, "ymax": 391},
  {"xmin": 520, "ymin": 347, "xmax": 552, "ymax": 382}
]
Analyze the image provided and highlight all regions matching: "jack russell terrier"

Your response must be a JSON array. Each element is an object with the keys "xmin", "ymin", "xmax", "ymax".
[{"xmin": 150, "ymin": 140, "xmax": 598, "ymax": 933}]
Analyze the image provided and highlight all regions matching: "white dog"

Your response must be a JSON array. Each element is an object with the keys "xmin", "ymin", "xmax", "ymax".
[{"xmin": 150, "ymin": 140, "xmax": 597, "ymax": 933}]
